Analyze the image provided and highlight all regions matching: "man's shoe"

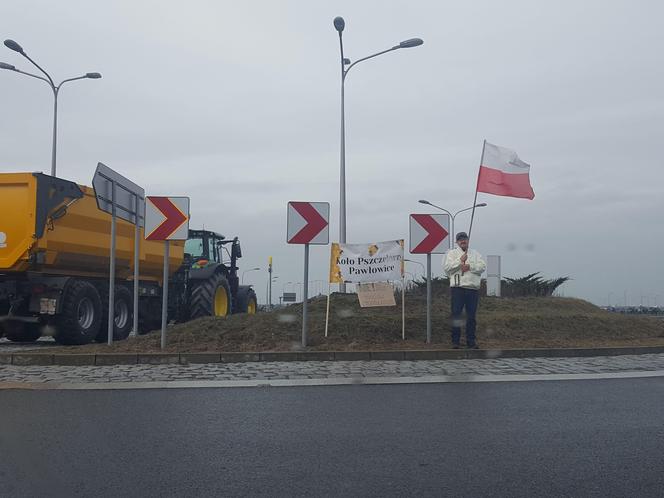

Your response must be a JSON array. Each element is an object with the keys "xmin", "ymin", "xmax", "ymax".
[
  {"xmin": 452, "ymin": 343, "xmax": 460, "ymax": 349},
  {"xmin": 467, "ymin": 344, "xmax": 479, "ymax": 350}
]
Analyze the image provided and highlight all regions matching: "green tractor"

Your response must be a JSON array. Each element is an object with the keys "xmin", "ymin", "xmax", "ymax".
[{"xmin": 180, "ymin": 230, "xmax": 258, "ymax": 320}]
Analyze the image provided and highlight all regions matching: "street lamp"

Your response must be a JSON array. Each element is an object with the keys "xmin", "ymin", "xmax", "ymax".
[
  {"xmin": 241, "ymin": 267, "xmax": 260, "ymax": 284},
  {"xmin": 2, "ymin": 39, "xmax": 102, "ymax": 177},
  {"xmin": 334, "ymin": 17, "xmax": 423, "ymax": 292},
  {"xmin": 265, "ymin": 276, "xmax": 279, "ymax": 308},
  {"xmin": 418, "ymin": 200, "xmax": 487, "ymax": 249},
  {"xmin": 404, "ymin": 258, "xmax": 425, "ymax": 279}
]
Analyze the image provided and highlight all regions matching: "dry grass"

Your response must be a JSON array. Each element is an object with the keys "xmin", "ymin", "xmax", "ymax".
[{"xmin": 50, "ymin": 291, "xmax": 664, "ymax": 353}]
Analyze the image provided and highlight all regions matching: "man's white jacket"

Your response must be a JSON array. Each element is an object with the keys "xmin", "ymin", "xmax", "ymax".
[{"xmin": 443, "ymin": 248, "xmax": 486, "ymax": 290}]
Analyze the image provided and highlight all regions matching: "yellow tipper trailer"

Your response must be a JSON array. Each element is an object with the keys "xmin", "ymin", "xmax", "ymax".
[
  {"xmin": 0, "ymin": 172, "xmax": 256, "ymax": 345},
  {"xmin": 0, "ymin": 172, "xmax": 184, "ymax": 278}
]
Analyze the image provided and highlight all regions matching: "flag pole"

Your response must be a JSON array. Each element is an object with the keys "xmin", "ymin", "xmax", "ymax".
[{"xmin": 467, "ymin": 139, "xmax": 487, "ymax": 246}]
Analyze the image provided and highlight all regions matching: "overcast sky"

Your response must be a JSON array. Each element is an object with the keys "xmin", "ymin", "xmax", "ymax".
[{"xmin": 2, "ymin": 0, "xmax": 663, "ymax": 307}]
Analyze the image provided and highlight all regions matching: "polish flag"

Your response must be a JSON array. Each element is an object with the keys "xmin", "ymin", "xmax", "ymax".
[{"xmin": 477, "ymin": 142, "xmax": 535, "ymax": 200}]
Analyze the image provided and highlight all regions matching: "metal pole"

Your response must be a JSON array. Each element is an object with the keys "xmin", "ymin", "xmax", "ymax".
[
  {"xmin": 401, "ymin": 277, "xmax": 405, "ymax": 340},
  {"xmin": 51, "ymin": 87, "xmax": 58, "ymax": 177},
  {"xmin": 107, "ymin": 181, "xmax": 116, "ymax": 345},
  {"xmin": 450, "ymin": 215, "xmax": 455, "ymax": 250},
  {"xmin": 268, "ymin": 264, "xmax": 273, "ymax": 309},
  {"xmin": 132, "ymin": 194, "xmax": 140, "ymax": 337},
  {"xmin": 161, "ymin": 241, "xmax": 169, "ymax": 349},
  {"xmin": 339, "ymin": 63, "xmax": 347, "ymax": 294},
  {"xmin": 426, "ymin": 253, "xmax": 432, "ymax": 344},
  {"xmin": 302, "ymin": 244, "xmax": 310, "ymax": 347}
]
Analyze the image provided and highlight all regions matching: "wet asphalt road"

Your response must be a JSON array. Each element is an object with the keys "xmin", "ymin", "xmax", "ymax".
[{"xmin": 2, "ymin": 378, "xmax": 664, "ymax": 497}]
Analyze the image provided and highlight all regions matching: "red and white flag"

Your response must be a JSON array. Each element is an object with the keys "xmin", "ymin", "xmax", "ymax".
[{"xmin": 477, "ymin": 142, "xmax": 535, "ymax": 200}]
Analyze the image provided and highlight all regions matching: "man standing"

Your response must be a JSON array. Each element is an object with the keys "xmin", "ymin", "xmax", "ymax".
[{"xmin": 443, "ymin": 232, "xmax": 486, "ymax": 349}]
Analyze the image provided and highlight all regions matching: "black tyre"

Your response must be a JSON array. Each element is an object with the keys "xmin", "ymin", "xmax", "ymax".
[
  {"xmin": 3, "ymin": 320, "xmax": 42, "ymax": 342},
  {"xmin": 235, "ymin": 286, "xmax": 258, "ymax": 314},
  {"xmin": 190, "ymin": 273, "xmax": 231, "ymax": 319},
  {"xmin": 96, "ymin": 286, "xmax": 133, "ymax": 342},
  {"xmin": 54, "ymin": 280, "xmax": 102, "ymax": 345}
]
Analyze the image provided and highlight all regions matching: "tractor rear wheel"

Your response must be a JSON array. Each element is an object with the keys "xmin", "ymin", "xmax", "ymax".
[{"xmin": 190, "ymin": 273, "xmax": 232, "ymax": 319}]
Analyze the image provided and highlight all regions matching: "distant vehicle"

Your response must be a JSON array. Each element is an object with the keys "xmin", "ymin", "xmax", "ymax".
[{"xmin": 0, "ymin": 172, "xmax": 257, "ymax": 345}]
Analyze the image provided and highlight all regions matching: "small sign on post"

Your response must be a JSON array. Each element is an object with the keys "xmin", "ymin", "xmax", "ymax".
[
  {"xmin": 287, "ymin": 201, "xmax": 330, "ymax": 347},
  {"xmin": 145, "ymin": 196, "xmax": 190, "ymax": 349},
  {"xmin": 409, "ymin": 213, "xmax": 450, "ymax": 344},
  {"xmin": 282, "ymin": 292, "xmax": 297, "ymax": 303},
  {"xmin": 92, "ymin": 162, "xmax": 144, "ymax": 345},
  {"xmin": 487, "ymin": 255, "xmax": 501, "ymax": 297}
]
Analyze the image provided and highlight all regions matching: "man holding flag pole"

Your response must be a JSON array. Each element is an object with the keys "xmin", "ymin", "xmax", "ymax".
[{"xmin": 444, "ymin": 140, "xmax": 535, "ymax": 349}]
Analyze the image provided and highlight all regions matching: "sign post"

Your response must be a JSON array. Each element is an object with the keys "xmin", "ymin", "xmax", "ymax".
[
  {"xmin": 409, "ymin": 213, "xmax": 450, "ymax": 343},
  {"xmin": 92, "ymin": 162, "xmax": 144, "ymax": 345},
  {"xmin": 268, "ymin": 256, "xmax": 273, "ymax": 310},
  {"xmin": 487, "ymin": 255, "xmax": 502, "ymax": 297},
  {"xmin": 133, "ymin": 195, "xmax": 140, "ymax": 336},
  {"xmin": 145, "ymin": 196, "xmax": 190, "ymax": 349},
  {"xmin": 287, "ymin": 201, "xmax": 329, "ymax": 347},
  {"xmin": 108, "ymin": 180, "xmax": 116, "ymax": 346}
]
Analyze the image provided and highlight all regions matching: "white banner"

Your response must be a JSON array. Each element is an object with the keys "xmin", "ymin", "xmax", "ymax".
[{"xmin": 329, "ymin": 240, "xmax": 404, "ymax": 284}]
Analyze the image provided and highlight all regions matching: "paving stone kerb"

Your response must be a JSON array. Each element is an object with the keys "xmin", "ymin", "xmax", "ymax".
[{"xmin": 5, "ymin": 346, "xmax": 664, "ymax": 366}]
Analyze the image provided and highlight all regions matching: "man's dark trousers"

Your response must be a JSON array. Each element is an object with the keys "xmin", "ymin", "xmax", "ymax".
[{"xmin": 450, "ymin": 287, "xmax": 479, "ymax": 346}]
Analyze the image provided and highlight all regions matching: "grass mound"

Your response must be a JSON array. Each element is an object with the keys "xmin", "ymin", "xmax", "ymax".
[{"xmin": 51, "ymin": 291, "xmax": 664, "ymax": 353}]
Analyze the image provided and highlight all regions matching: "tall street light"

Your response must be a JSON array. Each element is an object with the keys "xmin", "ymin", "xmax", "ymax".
[
  {"xmin": 418, "ymin": 200, "xmax": 487, "ymax": 250},
  {"xmin": 2, "ymin": 39, "xmax": 102, "ymax": 177},
  {"xmin": 404, "ymin": 258, "xmax": 425, "ymax": 279},
  {"xmin": 241, "ymin": 267, "xmax": 260, "ymax": 284},
  {"xmin": 334, "ymin": 17, "xmax": 423, "ymax": 292},
  {"xmin": 266, "ymin": 276, "xmax": 279, "ymax": 309}
]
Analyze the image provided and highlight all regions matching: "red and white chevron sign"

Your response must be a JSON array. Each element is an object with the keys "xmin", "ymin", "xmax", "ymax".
[
  {"xmin": 145, "ymin": 196, "xmax": 190, "ymax": 241},
  {"xmin": 409, "ymin": 213, "xmax": 450, "ymax": 254},
  {"xmin": 287, "ymin": 201, "xmax": 329, "ymax": 245}
]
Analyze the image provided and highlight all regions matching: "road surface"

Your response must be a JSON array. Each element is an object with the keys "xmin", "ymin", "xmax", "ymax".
[{"xmin": 2, "ymin": 378, "xmax": 663, "ymax": 497}]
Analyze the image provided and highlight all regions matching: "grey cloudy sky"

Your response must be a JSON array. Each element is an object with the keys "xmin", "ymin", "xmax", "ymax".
[{"xmin": 1, "ymin": 0, "xmax": 663, "ymax": 306}]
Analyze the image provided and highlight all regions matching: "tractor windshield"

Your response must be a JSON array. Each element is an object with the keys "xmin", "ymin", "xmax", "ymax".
[{"xmin": 184, "ymin": 237, "xmax": 205, "ymax": 259}]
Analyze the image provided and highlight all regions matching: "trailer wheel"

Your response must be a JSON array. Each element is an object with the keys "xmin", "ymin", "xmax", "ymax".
[
  {"xmin": 96, "ymin": 286, "xmax": 133, "ymax": 342},
  {"xmin": 54, "ymin": 280, "xmax": 102, "ymax": 345},
  {"xmin": 3, "ymin": 321, "xmax": 42, "ymax": 342},
  {"xmin": 190, "ymin": 273, "xmax": 231, "ymax": 319},
  {"xmin": 235, "ymin": 286, "xmax": 258, "ymax": 314}
]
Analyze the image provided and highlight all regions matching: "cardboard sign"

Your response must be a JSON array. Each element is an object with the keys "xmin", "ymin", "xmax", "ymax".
[{"xmin": 356, "ymin": 282, "xmax": 396, "ymax": 308}]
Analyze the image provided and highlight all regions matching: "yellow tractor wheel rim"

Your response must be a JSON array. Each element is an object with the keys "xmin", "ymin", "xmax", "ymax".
[
  {"xmin": 247, "ymin": 298, "xmax": 257, "ymax": 315},
  {"xmin": 214, "ymin": 286, "xmax": 228, "ymax": 316}
]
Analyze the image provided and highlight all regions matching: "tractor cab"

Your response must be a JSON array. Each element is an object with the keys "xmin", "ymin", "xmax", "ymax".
[
  {"xmin": 184, "ymin": 229, "xmax": 242, "ymax": 274},
  {"xmin": 185, "ymin": 230, "xmax": 226, "ymax": 267}
]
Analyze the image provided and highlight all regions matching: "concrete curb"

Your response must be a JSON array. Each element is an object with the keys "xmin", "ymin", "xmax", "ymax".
[{"xmin": 3, "ymin": 346, "xmax": 664, "ymax": 366}]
